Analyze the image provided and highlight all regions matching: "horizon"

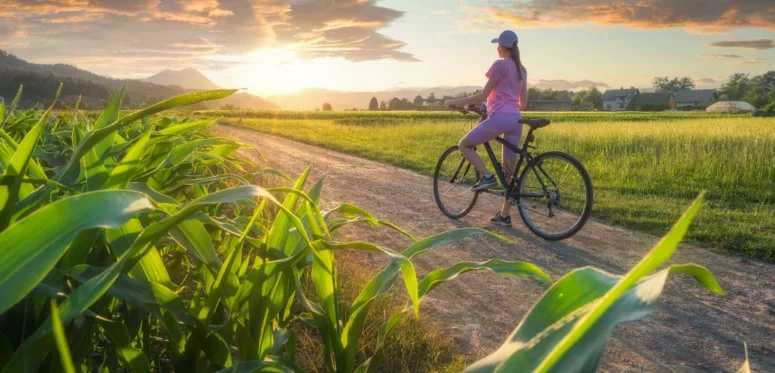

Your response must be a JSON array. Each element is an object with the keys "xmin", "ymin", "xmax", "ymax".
[{"xmin": 1, "ymin": 1, "xmax": 773, "ymax": 96}]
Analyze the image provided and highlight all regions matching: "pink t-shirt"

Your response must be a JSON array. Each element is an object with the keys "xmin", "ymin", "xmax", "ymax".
[{"xmin": 485, "ymin": 59, "xmax": 527, "ymax": 116}]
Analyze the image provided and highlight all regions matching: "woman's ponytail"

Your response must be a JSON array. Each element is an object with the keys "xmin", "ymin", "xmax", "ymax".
[{"xmin": 510, "ymin": 41, "xmax": 523, "ymax": 80}]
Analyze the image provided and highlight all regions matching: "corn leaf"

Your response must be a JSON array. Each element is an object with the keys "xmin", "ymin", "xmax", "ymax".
[
  {"xmin": 65, "ymin": 265, "xmax": 199, "ymax": 327},
  {"xmin": 464, "ymin": 264, "xmax": 722, "ymax": 373},
  {"xmin": 465, "ymin": 195, "xmax": 723, "ymax": 373},
  {"xmin": 0, "ymin": 88, "xmax": 57, "ymax": 226},
  {"xmin": 532, "ymin": 193, "xmax": 707, "ymax": 373},
  {"xmin": 54, "ymin": 89, "xmax": 237, "ymax": 183},
  {"xmin": 0, "ymin": 190, "xmax": 154, "ymax": 314},
  {"xmin": 104, "ymin": 127, "xmax": 152, "ymax": 189},
  {"xmin": 3, "ymin": 185, "xmax": 303, "ymax": 372},
  {"xmin": 158, "ymin": 119, "xmax": 214, "ymax": 136},
  {"xmin": 100, "ymin": 320, "xmax": 151, "ymax": 373},
  {"xmin": 50, "ymin": 300, "xmax": 76, "ymax": 373}
]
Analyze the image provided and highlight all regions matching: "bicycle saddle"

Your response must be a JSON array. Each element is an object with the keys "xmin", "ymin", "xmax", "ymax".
[{"xmin": 519, "ymin": 118, "xmax": 551, "ymax": 129}]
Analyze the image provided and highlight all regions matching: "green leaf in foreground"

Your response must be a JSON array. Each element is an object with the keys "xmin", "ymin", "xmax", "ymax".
[
  {"xmin": 464, "ymin": 193, "xmax": 724, "ymax": 373},
  {"xmin": 0, "ymin": 190, "xmax": 155, "ymax": 314},
  {"xmin": 534, "ymin": 192, "xmax": 707, "ymax": 373},
  {"xmin": 50, "ymin": 299, "xmax": 76, "ymax": 373}
]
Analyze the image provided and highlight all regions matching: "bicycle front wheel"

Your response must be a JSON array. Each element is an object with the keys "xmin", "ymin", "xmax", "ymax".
[
  {"xmin": 517, "ymin": 151, "xmax": 593, "ymax": 240},
  {"xmin": 433, "ymin": 145, "xmax": 481, "ymax": 219}
]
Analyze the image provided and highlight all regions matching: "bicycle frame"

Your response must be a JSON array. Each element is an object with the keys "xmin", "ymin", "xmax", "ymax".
[
  {"xmin": 451, "ymin": 110, "xmax": 554, "ymax": 200},
  {"xmin": 483, "ymin": 132, "xmax": 547, "ymax": 200}
]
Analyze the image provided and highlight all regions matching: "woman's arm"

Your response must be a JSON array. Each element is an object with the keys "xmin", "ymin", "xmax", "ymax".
[
  {"xmin": 445, "ymin": 78, "xmax": 496, "ymax": 107},
  {"xmin": 519, "ymin": 78, "xmax": 528, "ymax": 111}
]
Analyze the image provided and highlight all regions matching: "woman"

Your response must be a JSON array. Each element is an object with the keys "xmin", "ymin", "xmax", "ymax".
[{"xmin": 445, "ymin": 30, "xmax": 527, "ymax": 227}]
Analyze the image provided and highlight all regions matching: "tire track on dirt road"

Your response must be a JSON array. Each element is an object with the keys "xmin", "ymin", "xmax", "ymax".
[{"xmin": 216, "ymin": 124, "xmax": 775, "ymax": 373}]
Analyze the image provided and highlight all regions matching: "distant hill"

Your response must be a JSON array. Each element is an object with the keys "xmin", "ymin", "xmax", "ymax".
[
  {"xmin": 0, "ymin": 49, "xmax": 278, "ymax": 110},
  {"xmin": 268, "ymin": 86, "xmax": 481, "ymax": 110},
  {"xmin": 0, "ymin": 49, "xmax": 184, "ymax": 107},
  {"xmin": 214, "ymin": 92, "xmax": 279, "ymax": 110},
  {"xmin": 146, "ymin": 68, "xmax": 221, "ymax": 90},
  {"xmin": 144, "ymin": 67, "xmax": 279, "ymax": 109}
]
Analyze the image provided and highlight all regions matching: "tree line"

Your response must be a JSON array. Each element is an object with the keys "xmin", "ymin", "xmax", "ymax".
[
  {"xmin": 354, "ymin": 71, "xmax": 774, "ymax": 112},
  {"xmin": 653, "ymin": 72, "xmax": 774, "ymax": 108}
]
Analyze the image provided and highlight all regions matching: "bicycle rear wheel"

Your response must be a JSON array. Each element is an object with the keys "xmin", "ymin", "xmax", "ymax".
[
  {"xmin": 517, "ymin": 151, "xmax": 593, "ymax": 240},
  {"xmin": 433, "ymin": 145, "xmax": 481, "ymax": 219}
]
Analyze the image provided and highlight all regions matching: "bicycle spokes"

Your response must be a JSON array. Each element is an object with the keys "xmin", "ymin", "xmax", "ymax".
[
  {"xmin": 433, "ymin": 146, "xmax": 481, "ymax": 218},
  {"xmin": 518, "ymin": 152, "xmax": 593, "ymax": 240}
]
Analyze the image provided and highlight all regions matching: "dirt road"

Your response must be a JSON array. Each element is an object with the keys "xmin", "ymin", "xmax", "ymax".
[{"xmin": 216, "ymin": 124, "xmax": 775, "ymax": 373}]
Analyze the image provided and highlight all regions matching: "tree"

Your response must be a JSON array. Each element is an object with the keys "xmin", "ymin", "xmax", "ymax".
[
  {"xmin": 413, "ymin": 95, "xmax": 423, "ymax": 107},
  {"xmin": 653, "ymin": 76, "xmax": 695, "ymax": 94},
  {"xmin": 368, "ymin": 97, "xmax": 378, "ymax": 110},
  {"xmin": 322, "ymin": 102, "xmax": 332, "ymax": 111},
  {"xmin": 758, "ymin": 71, "xmax": 775, "ymax": 91},
  {"xmin": 745, "ymin": 86, "xmax": 771, "ymax": 108},
  {"xmin": 388, "ymin": 98, "xmax": 400, "ymax": 110},
  {"xmin": 571, "ymin": 94, "xmax": 582, "ymax": 108},
  {"xmin": 379, "ymin": 100, "xmax": 387, "ymax": 110},
  {"xmin": 583, "ymin": 86, "xmax": 602, "ymax": 110},
  {"xmin": 718, "ymin": 73, "xmax": 751, "ymax": 101}
]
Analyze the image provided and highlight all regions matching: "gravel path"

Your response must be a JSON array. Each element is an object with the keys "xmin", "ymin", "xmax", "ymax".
[{"xmin": 216, "ymin": 124, "xmax": 775, "ymax": 373}]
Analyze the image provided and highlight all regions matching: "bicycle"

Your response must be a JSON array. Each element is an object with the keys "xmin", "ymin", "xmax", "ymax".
[{"xmin": 433, "ymin": 105, "xmax": 593, "ymax": 240}]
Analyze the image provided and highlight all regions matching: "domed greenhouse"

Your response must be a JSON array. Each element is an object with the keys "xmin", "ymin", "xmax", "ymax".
[{"xmin": 705, "ymin": 101, "xmax": 757, "ymax": 114}]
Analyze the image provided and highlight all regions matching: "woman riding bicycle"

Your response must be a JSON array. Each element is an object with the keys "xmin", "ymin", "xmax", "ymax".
[{"xmin": 445, "ymin": 30, "xmax": 527, "ymax": 227}]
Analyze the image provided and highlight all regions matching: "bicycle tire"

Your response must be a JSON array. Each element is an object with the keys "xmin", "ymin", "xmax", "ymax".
[
  {"xmin": 516, "ymin": 151, "xmax": 593, "ymax": 240},
  {"xmin": 433, "ymin": 145, "xmax": 481, "ymax": 219}
]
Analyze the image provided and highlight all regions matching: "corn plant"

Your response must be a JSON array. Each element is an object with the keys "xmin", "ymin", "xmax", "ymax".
[{"xmin": 0, "ymin": 86, "xmax": 745, "ymax": 373}]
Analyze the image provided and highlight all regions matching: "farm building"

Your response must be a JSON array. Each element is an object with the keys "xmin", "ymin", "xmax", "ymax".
[
  {"xmin": 706, "ymin": 101, "xmax": 756, "ymax": 114},
  {"xmin": 527, "ymin": 99, "xmax": 572, "ymax": 111},
  {"xmin": 575, "ymin": 102, "xmax": 595, "ymax": 111},
  {"xmin": 628, "ymin": 93, "xmax": 674, "ymax": 111},
  {"xmin": 674, "ymin": 89, "xmax": 716, "ymax": 109},
  {"xmin": 602, "ymin": 88, "xmax": 639, "ymax": 111}
]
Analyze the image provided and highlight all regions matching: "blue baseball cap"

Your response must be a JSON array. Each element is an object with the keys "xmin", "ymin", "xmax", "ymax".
[{"xmin": 492, "ymin": 30, "xmax": 518, "ymax": 47}]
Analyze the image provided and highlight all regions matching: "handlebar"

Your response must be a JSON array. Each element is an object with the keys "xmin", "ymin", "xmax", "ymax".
[{"xmin": 449, "ymin": 104, "xmax": 487, "ymax": 117}]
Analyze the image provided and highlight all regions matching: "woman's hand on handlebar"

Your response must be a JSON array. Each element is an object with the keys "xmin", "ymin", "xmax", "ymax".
[{"xmin": 446, "ymin": 101, "xmax": 477, "ymax": 114}]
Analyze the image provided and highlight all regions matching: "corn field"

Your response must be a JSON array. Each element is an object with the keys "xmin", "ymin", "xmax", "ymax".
[{"xmin": 0, "ymin": 86, "xmax": 745, "ymax": 372}]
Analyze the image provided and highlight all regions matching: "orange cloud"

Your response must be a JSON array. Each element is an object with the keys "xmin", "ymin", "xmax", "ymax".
[
  {"xmin": 0, "ymin": 0, "xmax": 416, "ymax": 78},
  {"xmin": 486, "ymin": 0, "xmax": 775, "ymax": 31}
]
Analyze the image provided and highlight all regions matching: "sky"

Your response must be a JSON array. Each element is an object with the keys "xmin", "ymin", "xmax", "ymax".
[{"xmin": 0, "ymin": 0, "xmax": 774, "ymax": 96}]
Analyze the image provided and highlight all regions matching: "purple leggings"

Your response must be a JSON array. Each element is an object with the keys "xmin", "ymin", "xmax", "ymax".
[{"xmin": 459, "ymin": 112, "xmax": 523, "ymax": 168}]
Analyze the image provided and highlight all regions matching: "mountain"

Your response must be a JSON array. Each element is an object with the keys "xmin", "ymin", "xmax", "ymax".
[
  {"xmin": 0, "ymin": 49, "xmax": 278, "ymax": 110},
  {"xmin": 1, "ymin": 49, "xmax": 193, "ymax": 107},
  {"xmin": 144, "ymin": 67, "xmax": 279, "ymax": 109},
  {"xmin": 146, "ymin": 67, "xmax": 221, "ymax": 90},
  {"xmin": 215, "ymin": 92, "xmax": 279, "ymax": 110},
  {"xmin": 268, "ymin": 86, "xmax": 481, "ymax": 110}
]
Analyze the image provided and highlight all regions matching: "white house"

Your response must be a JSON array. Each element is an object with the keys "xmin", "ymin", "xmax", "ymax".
[{"xmin": 601, "ymin": 89, "xmax": 639, "ymax": 111}]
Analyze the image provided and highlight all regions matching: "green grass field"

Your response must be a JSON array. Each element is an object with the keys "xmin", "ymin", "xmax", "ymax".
[{"xmin": 211, "ymin": 112, "xmax": 775, "ymax": 260}]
